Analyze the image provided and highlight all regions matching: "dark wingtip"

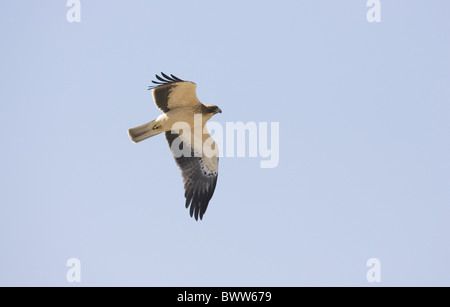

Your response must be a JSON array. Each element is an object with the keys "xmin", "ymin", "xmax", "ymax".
[
  {"xmin": 171, "ymin": 74, "xmax": 184, "ymax": 82},
  {"xmin": 155, "ymin": 74, "xmax": 166, "ymax": 82},
  {"xmin": 161, "ymin": 72, "xmax": 175, "ymax": 81},
  {"xmin": 149, "ymin": 73, "xmax": 185, "ymax": 89},
  {"xmin": 194, "ymin": 206, "xmax": 200, "ymax": 221},
  {"xmin": 185, "ymin": 193, "xmax": 193, "ymax": 209},
  {"xmin": 189, "ymin": 201, "xmax": 195, "ymax": 218}
]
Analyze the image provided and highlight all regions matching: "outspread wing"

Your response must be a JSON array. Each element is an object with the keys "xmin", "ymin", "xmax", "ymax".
[
  {"xmin": 165, "ymin": 130, "xmax": 219, "ymax": 220},
  {"xmin": 149, "ymin": 73, "xmax": 200, "ymax": 113}
]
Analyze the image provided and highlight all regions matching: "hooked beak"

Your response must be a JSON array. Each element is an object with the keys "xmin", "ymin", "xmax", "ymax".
[{"xmin": 216, "ymin": 108, "xmax": 222, "ymax": 114}]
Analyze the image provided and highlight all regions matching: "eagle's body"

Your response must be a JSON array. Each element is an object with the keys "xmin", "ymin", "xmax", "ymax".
[{"xmin": 128, "ymin": 73, "xmax": 222, "ymax": 220}]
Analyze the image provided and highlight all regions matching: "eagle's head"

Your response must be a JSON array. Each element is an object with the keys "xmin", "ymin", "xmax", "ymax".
[{"xmin": 203, "ymin": 104, "xmax": 222, "ymax": 115}]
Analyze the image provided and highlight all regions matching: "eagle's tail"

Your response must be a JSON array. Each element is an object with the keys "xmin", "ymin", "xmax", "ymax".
[{"xmin": 128, "ymin": 120, "xmax": 162, "ymax": 143}]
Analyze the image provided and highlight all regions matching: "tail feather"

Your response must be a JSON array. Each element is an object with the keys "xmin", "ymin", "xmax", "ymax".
[{"xmin": 128, "ymin": 120, "xmax": 162, "ymax": 143}]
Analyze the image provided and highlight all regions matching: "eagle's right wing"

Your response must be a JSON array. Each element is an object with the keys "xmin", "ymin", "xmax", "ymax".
[{"xmin": 149, "ymin": 73, "xmax": 200, "ymax": 113}]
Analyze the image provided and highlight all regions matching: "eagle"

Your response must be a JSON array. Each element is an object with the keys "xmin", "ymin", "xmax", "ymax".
[{"xmin": 128, "ymin": 73, "xmax": 222, "ymax": 220}]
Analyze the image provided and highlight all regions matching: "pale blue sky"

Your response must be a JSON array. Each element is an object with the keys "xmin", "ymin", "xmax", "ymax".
[{"xmin": 0, "ymin": 1, "xmax": 449, "ymax": 286}]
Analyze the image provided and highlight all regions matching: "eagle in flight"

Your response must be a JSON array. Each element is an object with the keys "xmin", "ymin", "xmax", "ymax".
[{"xmin": 128, "ymin": 73, "xmax": 222, "ymax": 220}]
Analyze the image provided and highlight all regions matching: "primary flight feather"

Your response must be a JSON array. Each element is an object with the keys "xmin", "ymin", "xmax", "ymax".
[{"xmin": 128, "ymin": 73, "xmax": 222, "ymax": 220}]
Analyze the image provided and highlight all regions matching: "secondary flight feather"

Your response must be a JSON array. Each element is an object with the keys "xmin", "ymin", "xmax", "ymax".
[{"xmin": 128, "ymin": 73, "xmax": 222, "ymax": 220}]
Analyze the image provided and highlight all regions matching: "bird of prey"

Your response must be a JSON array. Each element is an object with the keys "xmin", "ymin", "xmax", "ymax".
[{"xmin": 128, "ymin": 73, "xmax": 222, "ymax": 220}]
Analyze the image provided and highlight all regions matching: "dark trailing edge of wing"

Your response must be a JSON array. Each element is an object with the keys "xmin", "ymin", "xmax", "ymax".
[
  {"xmin": 148, "ymin": 72, "xmax": 185, "ymax": 90},
  {"xmin": 165, "ymin": 131, "xmax": 218, "ymax": 221}
]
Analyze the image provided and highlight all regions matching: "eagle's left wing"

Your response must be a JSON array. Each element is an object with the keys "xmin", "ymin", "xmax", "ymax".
[
  {"xmin": 149, "ymin": 73, "xmax": 200, "ymax": 113},
  {"xmin": 165, "ymin": 130, "xmax": 219, "ymax": 220}
]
